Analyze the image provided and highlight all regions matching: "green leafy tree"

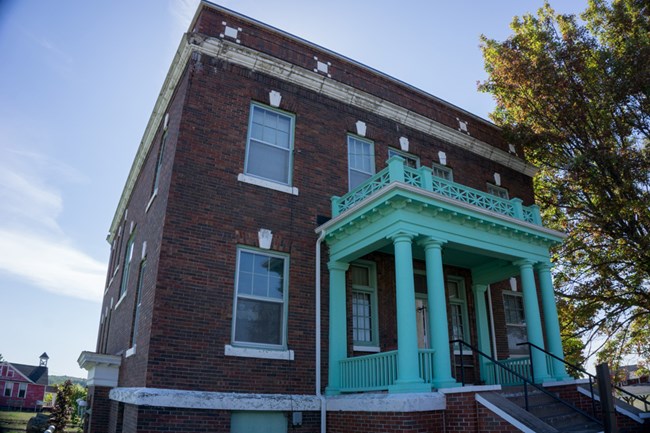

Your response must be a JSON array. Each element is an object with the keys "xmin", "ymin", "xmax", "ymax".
[
  {"xmin": 480, "ymin": 0, "xmax": 650, "ymax": 370},
  {"xmin": 50, "ymin": 380, "xmax": 75, "ymax": 431}
]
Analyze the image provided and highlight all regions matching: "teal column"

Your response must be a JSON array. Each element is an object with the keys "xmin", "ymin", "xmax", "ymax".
[
  {"xmin": 472, "ymin": 284, "xmax": 492, "ymax": 381},
  {"xmin": 537, "ymin": 261, "xmax": 570, "ymax": 380},
  {"xmin": 420, "ymin": 238, "xmax": 458, "ymax": 389},
  {"xmin": 515, "ymin": 259, "xmax": 551, "ymax": 383},
  {"xmin": 388, "ymin": 232, "xmax": 430, "ymax": 393},
  {"xmin": 326, "ymin": 261, "xmax": 349, "ymax": 395}
]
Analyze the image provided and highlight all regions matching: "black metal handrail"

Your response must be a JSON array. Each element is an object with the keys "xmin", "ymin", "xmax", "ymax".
[
  {"xmin": 518, "ymin": 341, "xmax": 650, "ymax": 413},
  {"xmin": 451, "ymin": 339, "xmax": 602, "ymax": 426}
]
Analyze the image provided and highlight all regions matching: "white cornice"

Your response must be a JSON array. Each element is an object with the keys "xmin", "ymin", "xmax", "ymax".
[{"xmin": 108, "ymin": 33, "xmax": 537, "ymax": 242}]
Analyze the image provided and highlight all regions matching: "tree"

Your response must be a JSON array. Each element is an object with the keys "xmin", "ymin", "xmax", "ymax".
[
  {"xmin": 50, "ymin": 380, "xmax": 75, "ymax": 431},
  {"xmin": 480, "ymin": 0, "xmax": 650, "ymax": 370}
]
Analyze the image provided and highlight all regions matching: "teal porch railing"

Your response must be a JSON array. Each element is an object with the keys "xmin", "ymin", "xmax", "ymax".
[
  {"xmin": 331, "ymin": 156, "xmax": 542, "ymax": 225},
  {"xmin": 339, "ymin": 349, "xmax": 436, "ymax": 392},
  {"xmin": 483, "ymin": 354, "xmax": 556, "ymax": 386}
]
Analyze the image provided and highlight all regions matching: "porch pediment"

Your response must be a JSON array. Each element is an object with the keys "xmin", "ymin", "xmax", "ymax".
[{"xmin": 317, "ymin": 181, "xmax": 564, "ymax": 264}]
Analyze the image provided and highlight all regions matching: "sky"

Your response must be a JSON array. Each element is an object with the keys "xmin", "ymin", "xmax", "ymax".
[{"xmin": 0, "ymin": 0, "xmax": 589, "ymax": 377}]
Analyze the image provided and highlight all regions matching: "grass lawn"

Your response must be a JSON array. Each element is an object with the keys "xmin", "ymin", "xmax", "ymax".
[{"xmin": 0, "ymin": 411, "xmax": 81, "ymax": 433}]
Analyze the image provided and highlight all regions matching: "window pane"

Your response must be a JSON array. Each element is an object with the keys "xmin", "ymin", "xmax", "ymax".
[
  {"xmin": 507, "ymin": 325, "xmax": 528, "ymax": 355},
  {"xmin": 349, "ymin": 170, "xmax": 370, "ymax": 190},
  {"xmin": 235, "ymin": 298, "xmax": 283, "ymax": 345},
  {"xmin": 447, "ymin": 281, "xmax": 459, "ymax": 299},
  {"xmin": 451, "ymin": 304, "xmax": 464, "ymax": 341},
  {"xmin": 246, "ymin": 105, "xmax": 293, "ymax": 184},
  {"xmin": 350, "ymin": 265, "xmax": 369, "ymax": 286},
  {"xmin": 247, "ymin": 141, "xmax": 290, "ymax": 183},
  {"xmin": 352, "ymin": 291, "xmax": 372, "ymax": 343}
]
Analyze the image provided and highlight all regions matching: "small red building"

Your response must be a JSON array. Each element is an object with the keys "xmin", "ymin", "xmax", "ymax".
[{"xmin": 0, "ymin": 353, "xmax": 52, "ymax": 411}]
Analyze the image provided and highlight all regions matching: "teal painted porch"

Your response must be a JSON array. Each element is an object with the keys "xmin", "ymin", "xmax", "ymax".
[{"xmin": 316, "ymin": 156, "xmax": 571, "ymax": 394}]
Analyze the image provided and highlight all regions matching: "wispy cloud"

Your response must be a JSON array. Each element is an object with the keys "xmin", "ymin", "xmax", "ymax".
[
  {"xmin": 169, "ymin": 0, "xmax": 200, "ymax": 37},
  {"xmin": 0, "ymin": 147, "xmax": 104, "ymax": 302},
  {"xmin": 18, "ymin": 26, "xmax": 74, "ymax": 78}
]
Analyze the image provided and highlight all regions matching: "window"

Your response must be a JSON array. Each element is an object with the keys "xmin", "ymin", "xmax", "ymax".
[
  {"xmin": 4, "ymin": 382, "xmax": 12, "ymax": 397},
  {"xmin": 447, "ymin": 278, "xmax": 470, "ymax": 349},
  {"xmin": 503, "ymin": 292, "xmax": 527, "ymax": 356},
  {"xmin": 244, "ymin": 103, "xmax": 294, "ymax": 185},
  {"xmin": 233, "ymin": 248, "xmax": 288, "ymax": 348},
  {"xmin": 348, "ymin": 135, "xmax": 375, "ymax": 190},
  {"xmin": 388, "ymin": 148, "xmax": 419, "ymax": 168},
  {"xmin": 487, "ymin": 183, "xmax": 509, "ymax": 199},
  {"xmin": 432, "ymin": 163, "xmax": 453, "ymax": 181},
  {"xmin": 18, "ymin": 383, "xmax": 27, "ymax": 398},
  {"xmin": 350, "ymin": 262, "xmax": 378, "ymax": 350},
  {"xmin": 152, "ymin": 132, "xmax": 168, "ymax": 194},
  {"xmin": 131, "ymin": 260, "xmax": 146, "ymax": 348},
  {"xmin": 119, "ymin": 233, "xmax": 136, "ymax": 298},
  {"xmin": 231, "ymin": 411, "xmax": 287, "ymax": 433}
]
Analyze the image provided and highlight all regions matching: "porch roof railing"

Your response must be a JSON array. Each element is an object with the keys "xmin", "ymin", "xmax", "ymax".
[
  {"xmin": 331, "ymin": 156, "xmax": 542, "ymax": 225},
  {"xmin": 339, "ymin": 349, "xmax": 435, "ymax": 393}
]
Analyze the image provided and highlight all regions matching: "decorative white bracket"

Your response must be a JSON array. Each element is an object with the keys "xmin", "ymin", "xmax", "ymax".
[{"xmin": 258, "ymin": 229, "xmax": 273, "ymax": 250}]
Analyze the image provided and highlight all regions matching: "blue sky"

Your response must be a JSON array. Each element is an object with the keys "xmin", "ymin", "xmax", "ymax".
[{"xmin": 0, "ymin": 0, "xmax": 587, "ymax": 377}]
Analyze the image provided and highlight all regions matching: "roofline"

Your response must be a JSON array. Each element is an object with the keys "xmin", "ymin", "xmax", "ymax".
[
  {"xmin": 2, "ymin": 362, "xmax": 36, "ymax": 384},
  {"xmin": 193, "ymin": 1, "xmax": 499, "ymax": 130}
]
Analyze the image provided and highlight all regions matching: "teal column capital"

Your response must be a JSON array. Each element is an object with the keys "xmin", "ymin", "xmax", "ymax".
[
  {"xmin": 535, "ymin": 260, "xmax": 552, "ymax": 273},
  {"xmin": 417, "ymin": 237, "xmax": 446, "ymax": 250},
  {"xmin": 386, "ymin": 229, "xmax": 417, "ymax": 243},
  {"xmin": 513, "ymin": 258, "xmax": 536, "ymax": 269},
  {"xmin": 472, "ymin": 284, "xmax": 488, "ymax": 295},
  {"xmin": 328, "ymin": 261, "xmax": 350, "ymax": 272}
]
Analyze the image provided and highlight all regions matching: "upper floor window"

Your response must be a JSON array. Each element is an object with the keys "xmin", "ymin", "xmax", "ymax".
[
  {"xmin": 432, "ymin": 163, "xmax": 453, "ymax": 181},
  {"xmin": 131, "ymin": 260, "xmax": 147, "ymax": 348},
  {"xmin": 503, "ymin": 292, "xmax": 527, "ymax": 356},
  {"xmin": 348, "ymin": 135, "xmax": 375, "ymax": 190},
  {"xmin": 487, "ymin": 184, "xmax": 509, "ymax": 199},
  {"xmin": 245, "ymin": 103, "xmax": 295, "ymax": 186},
  {"xmin": 119, "ymin": 233, "xmax": 136, "ymax": 299},
  {"xmin": 233, "ymin": 248, "xmax": 289, "ymax": 349},
  {"xmin": 350, "ymin": 262, "xmax": 379, "ymax": 350},
  {"xmin": 152, "ymin": 132, "xmax": 168, "ymax": 194},
  {"xmin": 388, "ymin": 148, "xmax": 419, "ymax": 169}
]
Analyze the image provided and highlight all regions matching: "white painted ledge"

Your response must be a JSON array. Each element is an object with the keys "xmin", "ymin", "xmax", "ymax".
[
  {"xmin": 125, "ymin": 346, "xmax": 136, "ymax": 358},
  {"xmin": 326, "ymin": 391, "xmax": 446, "ymax": 412},
  {"xmin": 224, "ymin": 345, "xmax": 294, "ymax": 361},
  {"xmin": 237, "ymin": 173, "xmax": 299, "ymax": 195},
  {"xmin": 438, "ymin": 384, "xmax": 501, "ymax": 394},
  {"xmin": 352, "ymin": 345, "xmax": 380, "ymax": 353},
  {"xmin": 109, "ymin": 387, "xmax": 320, "ymax": 411}
]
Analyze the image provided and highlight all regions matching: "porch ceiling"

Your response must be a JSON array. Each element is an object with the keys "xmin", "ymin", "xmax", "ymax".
[{"xmin": 317, "ymin": 183, "xmax": 565, "ymax": 265}]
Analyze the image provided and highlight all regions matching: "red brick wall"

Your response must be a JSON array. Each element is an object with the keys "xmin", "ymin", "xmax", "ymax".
[
  {"xmin": 87, "ymin": 386, "xmax": 111, "ymax": 433},
  {"xmin": 477, "ymin": 403, "xmax": 523, "ymax": 433},
  {"xmin": 328, "ymin": 411, "xmax": 443, "ymax": 433}
]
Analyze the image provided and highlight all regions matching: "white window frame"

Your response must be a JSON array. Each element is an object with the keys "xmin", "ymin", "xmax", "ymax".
[
  {"xmin": 4, "ymin": 382, "xmax": 12, "ymax": 397},
  {"xmin": 487, "ymin": 183, "xmax": 509, "ymax": 199},
  {"xmin": 18, "ymin": 383, "xmax": 27, "ymax": 398},
  {"xmin": 119, "ymin": 232, "xmax": 136, "ymax": 299},
  {"xmin": 350, "ymin": 261, "xmax": 379, "ymax": 351},
  {"xmin": 432, "ymin": 162, "xmax": 454, "ymax": 181},
  {"xmin": 347, "ymin": 135, "xmax": 375, "ymax": 191},
  {"xmin": 388, "ymin": 148, "xmax": 420, "ymax": 168},
  {"xmin": 231, "ymin": 247, "xmax": 289, "ymax": 351},
  {"xmin": 503, "ymin": 291, "xmax": 528, "ymax": 357},
  {"xmin": 447, "ymin": 276, "xmax": 471, "ymax": 353},
  {"xmin": 243, "ymin": 102, "xmax": 295, "ymax": 187}
]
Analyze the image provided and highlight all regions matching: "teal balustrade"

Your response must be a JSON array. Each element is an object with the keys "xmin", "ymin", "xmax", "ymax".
[
  {"xmin": 339, "ymin": 349, "xmax": 436, "ymax": 393},
  {"xmin": 484, "ymin": 357, "xmax": 532, "ymax": 386},
  {"xmin": 330, "ymin": 157, "xmax": 542, "ymax": 225}
]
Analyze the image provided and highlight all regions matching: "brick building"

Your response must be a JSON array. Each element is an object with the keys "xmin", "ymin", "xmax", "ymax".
[{"xmin": 78, "ymin": 2, "xmax": 648, "ymax": 432}]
